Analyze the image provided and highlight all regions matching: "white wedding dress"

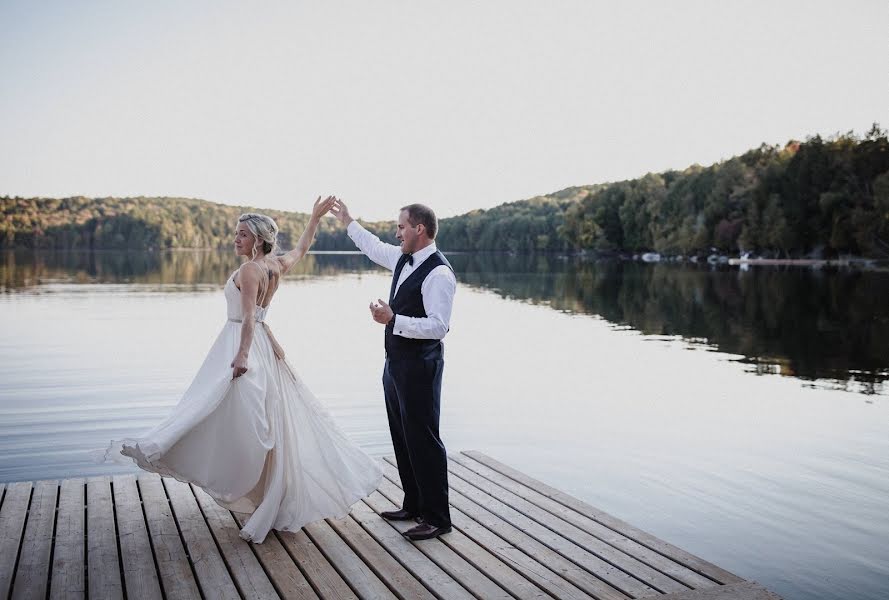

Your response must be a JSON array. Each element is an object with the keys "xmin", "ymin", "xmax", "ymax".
[{"xmin": 100, "ymin": 268, "xmax": 382, "ymax": 543}]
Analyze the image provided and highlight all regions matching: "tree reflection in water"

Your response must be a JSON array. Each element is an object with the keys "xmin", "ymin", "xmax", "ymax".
[{"xmin": 3, "ymin": 250, "xmax": 886, "ymax": 394}]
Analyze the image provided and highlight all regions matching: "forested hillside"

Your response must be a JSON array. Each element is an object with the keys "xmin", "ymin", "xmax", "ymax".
[
  {"xmin": 3, "ymin": 126, "xmax": 888, "ymax": 257},
  {"xmin": 0, "ymin": 196, "xmax": 392, "ymax": 251},
  {"xmin": 559, "ymin": 125, "xmax": 889, "ymax": 257}
]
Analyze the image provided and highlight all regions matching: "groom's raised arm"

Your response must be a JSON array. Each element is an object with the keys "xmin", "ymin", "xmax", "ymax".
[
  {"xmin": 332, "ymin": 199, "xmax": 401, "ymax": 271},
  {"xmin": 346, "ymin": 222, "xmax": 402, "ymax": 271}
]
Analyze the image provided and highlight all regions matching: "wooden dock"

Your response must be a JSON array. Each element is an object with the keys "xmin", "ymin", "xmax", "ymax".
[{"xmin": 0, "ymin": 451, "xmax": 781, "ymax": 599}]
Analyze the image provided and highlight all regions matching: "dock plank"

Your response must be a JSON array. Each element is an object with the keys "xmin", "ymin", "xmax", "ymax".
[
  {"xmin": 448, "ymin": 457, "xmax": 690, "ymax": 595},
  {"xmin": 0, "ymin": 481, "xmax": 32, "ymax": 598},
  {"xmin": 113, "ymin": 475, "xmax": 163, "ymax": 600},
  {"xmin": 12, "ymin": 480, "xmax": 58, "ymax": 600},
  {"xmin": 2, "ymin": 451, "xmax": 778, "ymax": 600},
  {"xmin": 464, "ymin": 451, "xmax": 744, "ymax": 585},
  {"xmin": 190, "ymin": 484, "xmax": 278, "ymax": 599},
  {"xmin": 368, "ymin": 482, "xmax": 554, "ymax": 599},
  {"xmin": 386, "ymin": 456, "xmax": 631, "ymax": 600},
  {"xmin": 163, "ymin": 478, "xmax": 239, "ymax": 599},
  {"xmin": 277, "ymin": 529, "xmax": 358, "ymax": 599},
  {"xmin": 231, "ymin": 511, "xmax": 318, "ymax": 599},
  {"xmin": 137, "ymin": 475, "xmax": 201, "ymax": 600},
  {"xmin": 359, "ymin": 491, "xmax": 513, "ymax": 600},
  {"xmin": 86, "ymin": 477, "xmax": 123, "ymax": 600},
  {"xmin": 327, "ymin": 511, "xmax": 438, "ymax": 600},
  {"xmin": 378, "ymin": 464, "xmax": 594, "ymax": 600},
  {"xmin": 452, "ymin": 453, "xmax": 716, "ymax": 589},
  {"xmin": 658, "ymin": 581, "xmax": 782, "ymax": 600},
  {"xmin": 304, "ymin": 519, "xmax": 397, "ymax": 599},
  {"xmin": 50, "ymin": 478, "xmax": 85, "ymax": 600}
]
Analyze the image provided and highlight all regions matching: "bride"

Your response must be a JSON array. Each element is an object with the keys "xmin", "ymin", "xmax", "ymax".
[{"xmin": 101, "ymin": 196, "xmax": 382, "ymax": 543}]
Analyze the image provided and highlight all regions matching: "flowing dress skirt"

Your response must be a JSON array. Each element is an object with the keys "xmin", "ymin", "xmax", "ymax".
[{"xmin": 100, "ymin": 320, "xmax": 382, "ymax": 543}]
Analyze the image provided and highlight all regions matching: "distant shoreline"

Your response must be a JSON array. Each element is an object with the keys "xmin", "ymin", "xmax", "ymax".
[
  {"xmin": 727, "ymin": 257, "xmax": 856, "ymax": 267},
  {"xmin": 5, "ymin": 247, "xmax": 889, "ymax": 270}
]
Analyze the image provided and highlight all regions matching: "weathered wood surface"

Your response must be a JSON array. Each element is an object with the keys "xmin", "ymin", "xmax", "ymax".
[
  {"xmin": 11, "ymin": 479, "xmax": 57, "ymax": 599},
  {"xmin": 463, "ymin": 451, "xmax": 745, "ymax": 586},
  {"xmin": 50, "ymin": 478, "xmax": 85, "ymax": 600},
  {"xmin": 113, "ymin": 474, "xmax": 163, "ymax": 600},
  {"xmin": 86, "ymin": 476, "xmax": 123, "ymax": 600},
  {"xmin": 0, "ymin": 451, "xmax": 778, "ymax": 599},
  {"xmin": 137, "ymin": 474, "xmax": 201, "ymax": 600},
  {"xmin": 0, "ymin": 481, "xmax": 31, "ymax": 598}
]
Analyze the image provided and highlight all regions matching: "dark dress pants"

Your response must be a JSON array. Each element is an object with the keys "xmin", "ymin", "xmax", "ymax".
[{"xmin": 382, "ymin": 357, "xmax": 451, "ymax": 528}]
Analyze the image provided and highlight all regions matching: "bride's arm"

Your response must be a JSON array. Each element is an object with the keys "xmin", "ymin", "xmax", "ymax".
[
  {"xmin": 277, "ymin": 196, "xmax": 336, "ymax": 275},
  {"xmin": 231, "ymin": 262, "xmax": 263, "ymax": 378}
]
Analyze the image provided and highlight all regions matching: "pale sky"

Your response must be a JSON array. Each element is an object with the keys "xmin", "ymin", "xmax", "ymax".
[{"xmin": 1, "ymin": 1, "xmax": 886, "ymax": 221}]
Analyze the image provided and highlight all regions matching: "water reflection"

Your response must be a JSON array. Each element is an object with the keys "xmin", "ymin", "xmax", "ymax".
[
  {"xmin": 0, "ymin": 249, "xmax": 377, "ymax": 290},
  {"xmin": 452, "ymin": 254, "xmax": 889, "ymax": 394},
  {"xmin": 4, "ymin": 250, "xmax": 887, "ymax": 393}
]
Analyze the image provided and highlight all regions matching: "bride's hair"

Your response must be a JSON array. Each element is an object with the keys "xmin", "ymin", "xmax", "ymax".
[{"xmin": 238, "ymin": 213, "xmax": 279, "ymax": 256}]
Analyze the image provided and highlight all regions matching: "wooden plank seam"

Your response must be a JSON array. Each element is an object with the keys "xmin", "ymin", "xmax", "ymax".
[
  {"xmin": 109, "ymin": 480, "xmax": 128, "ymax": 597},
  {"xmin": 44, "ymin": 480, "xmax": 62, "ymax": 599},
  {"xmin": 445, "ymin": 467, "xmax": 648, "ymax": 597},
  {"xmin": 339, "ymin": 511, "xmax": 444, "ymax": 600},
  {"xmin": 271, "ymin": 530, "xmax": 328, "ymax": 598},
  {"xmin": 135, "ymin": 477, "xmax": 167, "ymax": 599},
  {"xmin": 380, "ymin": 457, "xmax": 595, "ymax": 598},
  {"xmin": 157, "ymin": 477, "xmax": 204, "ymax": 597},
  {"xmin": 348, "ymin": 506, "xmax": 451, "ymax": 599},
  {"xmin": 446, "ymin": 461, "xmax": 684, "ymax": 596},
  {"xmin": 83, "ymin": 482, "xmax": 89, "ymax": 598},
  {"xmin": 349, "ymin": 514, "xmax": 420, "ymax": 598},
  {"xmin": 450, "ymin": 454, "xmax": 711, "ymax": 591},
  {"xmin": 189, "ymin": 483, "xmax": 246, "ymax": 599},
  {"xmin": 302, "ymin": 522, "xmax": 369, "ymax": 599},
  {"xmin": 464, "ymin": 451, "xmax": 739, "ymax": 586},
  {"xmin": 232, "ymin": 507, "xmax": 288, "ymax": 599},
  {"xmin": 375, "ymin": 465, "xmax": 591, "ymax": 600},
  {"xmin": 9, "ymin": 483, "xmax": 35, "ymax": 598},
  {"xmin": 354, "ymin": 493, "xmax": 513, "ymax": 600}
]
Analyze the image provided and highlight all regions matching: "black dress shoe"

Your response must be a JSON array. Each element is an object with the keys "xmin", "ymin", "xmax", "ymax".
[
  {"xmin": 402, "ymin": 522, "xmax": 452, "ymax": 541},
  {"xmin": 380, "ymin": 509, "xmax": 418, "ymax": 521}
]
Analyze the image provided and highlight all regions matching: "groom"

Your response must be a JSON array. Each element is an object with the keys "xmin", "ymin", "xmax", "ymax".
[{"xmin": 332, "ymin": 199, "xmax": 455, "ymax": 541}]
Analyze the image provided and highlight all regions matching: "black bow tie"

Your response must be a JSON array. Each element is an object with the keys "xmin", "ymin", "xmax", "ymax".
[{"xmin": 399, "ymin": 253, "xmax": 414, "ymax": 267}]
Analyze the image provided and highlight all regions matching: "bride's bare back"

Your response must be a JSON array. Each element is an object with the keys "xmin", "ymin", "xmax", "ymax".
[{"xmin": 233, "ymin": 258, "xmax": 281, "ymax": 308}]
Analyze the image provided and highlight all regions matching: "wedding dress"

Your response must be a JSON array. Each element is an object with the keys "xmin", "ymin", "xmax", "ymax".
[{"xmin": 100, "ymin": 267, "xmax": 382, "ymax": 543}]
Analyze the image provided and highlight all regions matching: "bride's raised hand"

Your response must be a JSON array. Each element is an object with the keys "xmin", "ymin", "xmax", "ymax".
[{"xmin": 311, "ymin": 195, "xmax": 337, "ymax": 221}]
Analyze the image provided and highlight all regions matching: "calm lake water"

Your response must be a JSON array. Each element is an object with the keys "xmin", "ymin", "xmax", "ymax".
[{"xmin": 1, "ymin": 250, "xmax": 887, "ymax": 600}]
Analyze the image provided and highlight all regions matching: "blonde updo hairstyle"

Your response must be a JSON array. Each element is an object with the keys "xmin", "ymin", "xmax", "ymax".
[{"xmin": 238, "ymin": 213, "xmax": 279, "ymax": 257}]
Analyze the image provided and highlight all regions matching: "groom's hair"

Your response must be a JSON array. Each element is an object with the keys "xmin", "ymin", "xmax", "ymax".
[{"xmin": 400, "ymin": 204, "xmax": 438, "ymax": 239}]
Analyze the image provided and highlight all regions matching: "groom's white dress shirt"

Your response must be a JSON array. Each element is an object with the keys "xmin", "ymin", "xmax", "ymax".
[{"xmin": 347, "ymin": 221, "xmax": 456, "ymax": 341}]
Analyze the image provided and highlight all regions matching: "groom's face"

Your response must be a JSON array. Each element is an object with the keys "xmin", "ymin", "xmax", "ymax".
[{"xmin": 396, "ymin": 210, "xmax": 420, "ymax": 254}]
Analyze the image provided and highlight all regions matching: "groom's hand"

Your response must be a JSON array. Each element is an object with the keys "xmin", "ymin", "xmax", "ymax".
[
  {"xmin": 331, "ymin": 199, "xmax": 354, "ymax": 226},
  {"xmin": 311, "ymin": 195, "xmax": 337, "ymax": 220},
  {"xmin": 369, "ymin": 298, "xmax": 394, "ymax": 325}
]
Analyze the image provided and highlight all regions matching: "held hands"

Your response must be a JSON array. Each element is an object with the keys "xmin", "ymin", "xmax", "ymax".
[
  {"xmin": 369, "ymin": 298, "xmax": 394, "ymax": 325},
  {"xmin": 312, "ymin": 195, "xmax": 337, "ymax": 221},
  {"xmin": 231, "ymin": 353, "xmax": 248, "ymax": 379}
]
